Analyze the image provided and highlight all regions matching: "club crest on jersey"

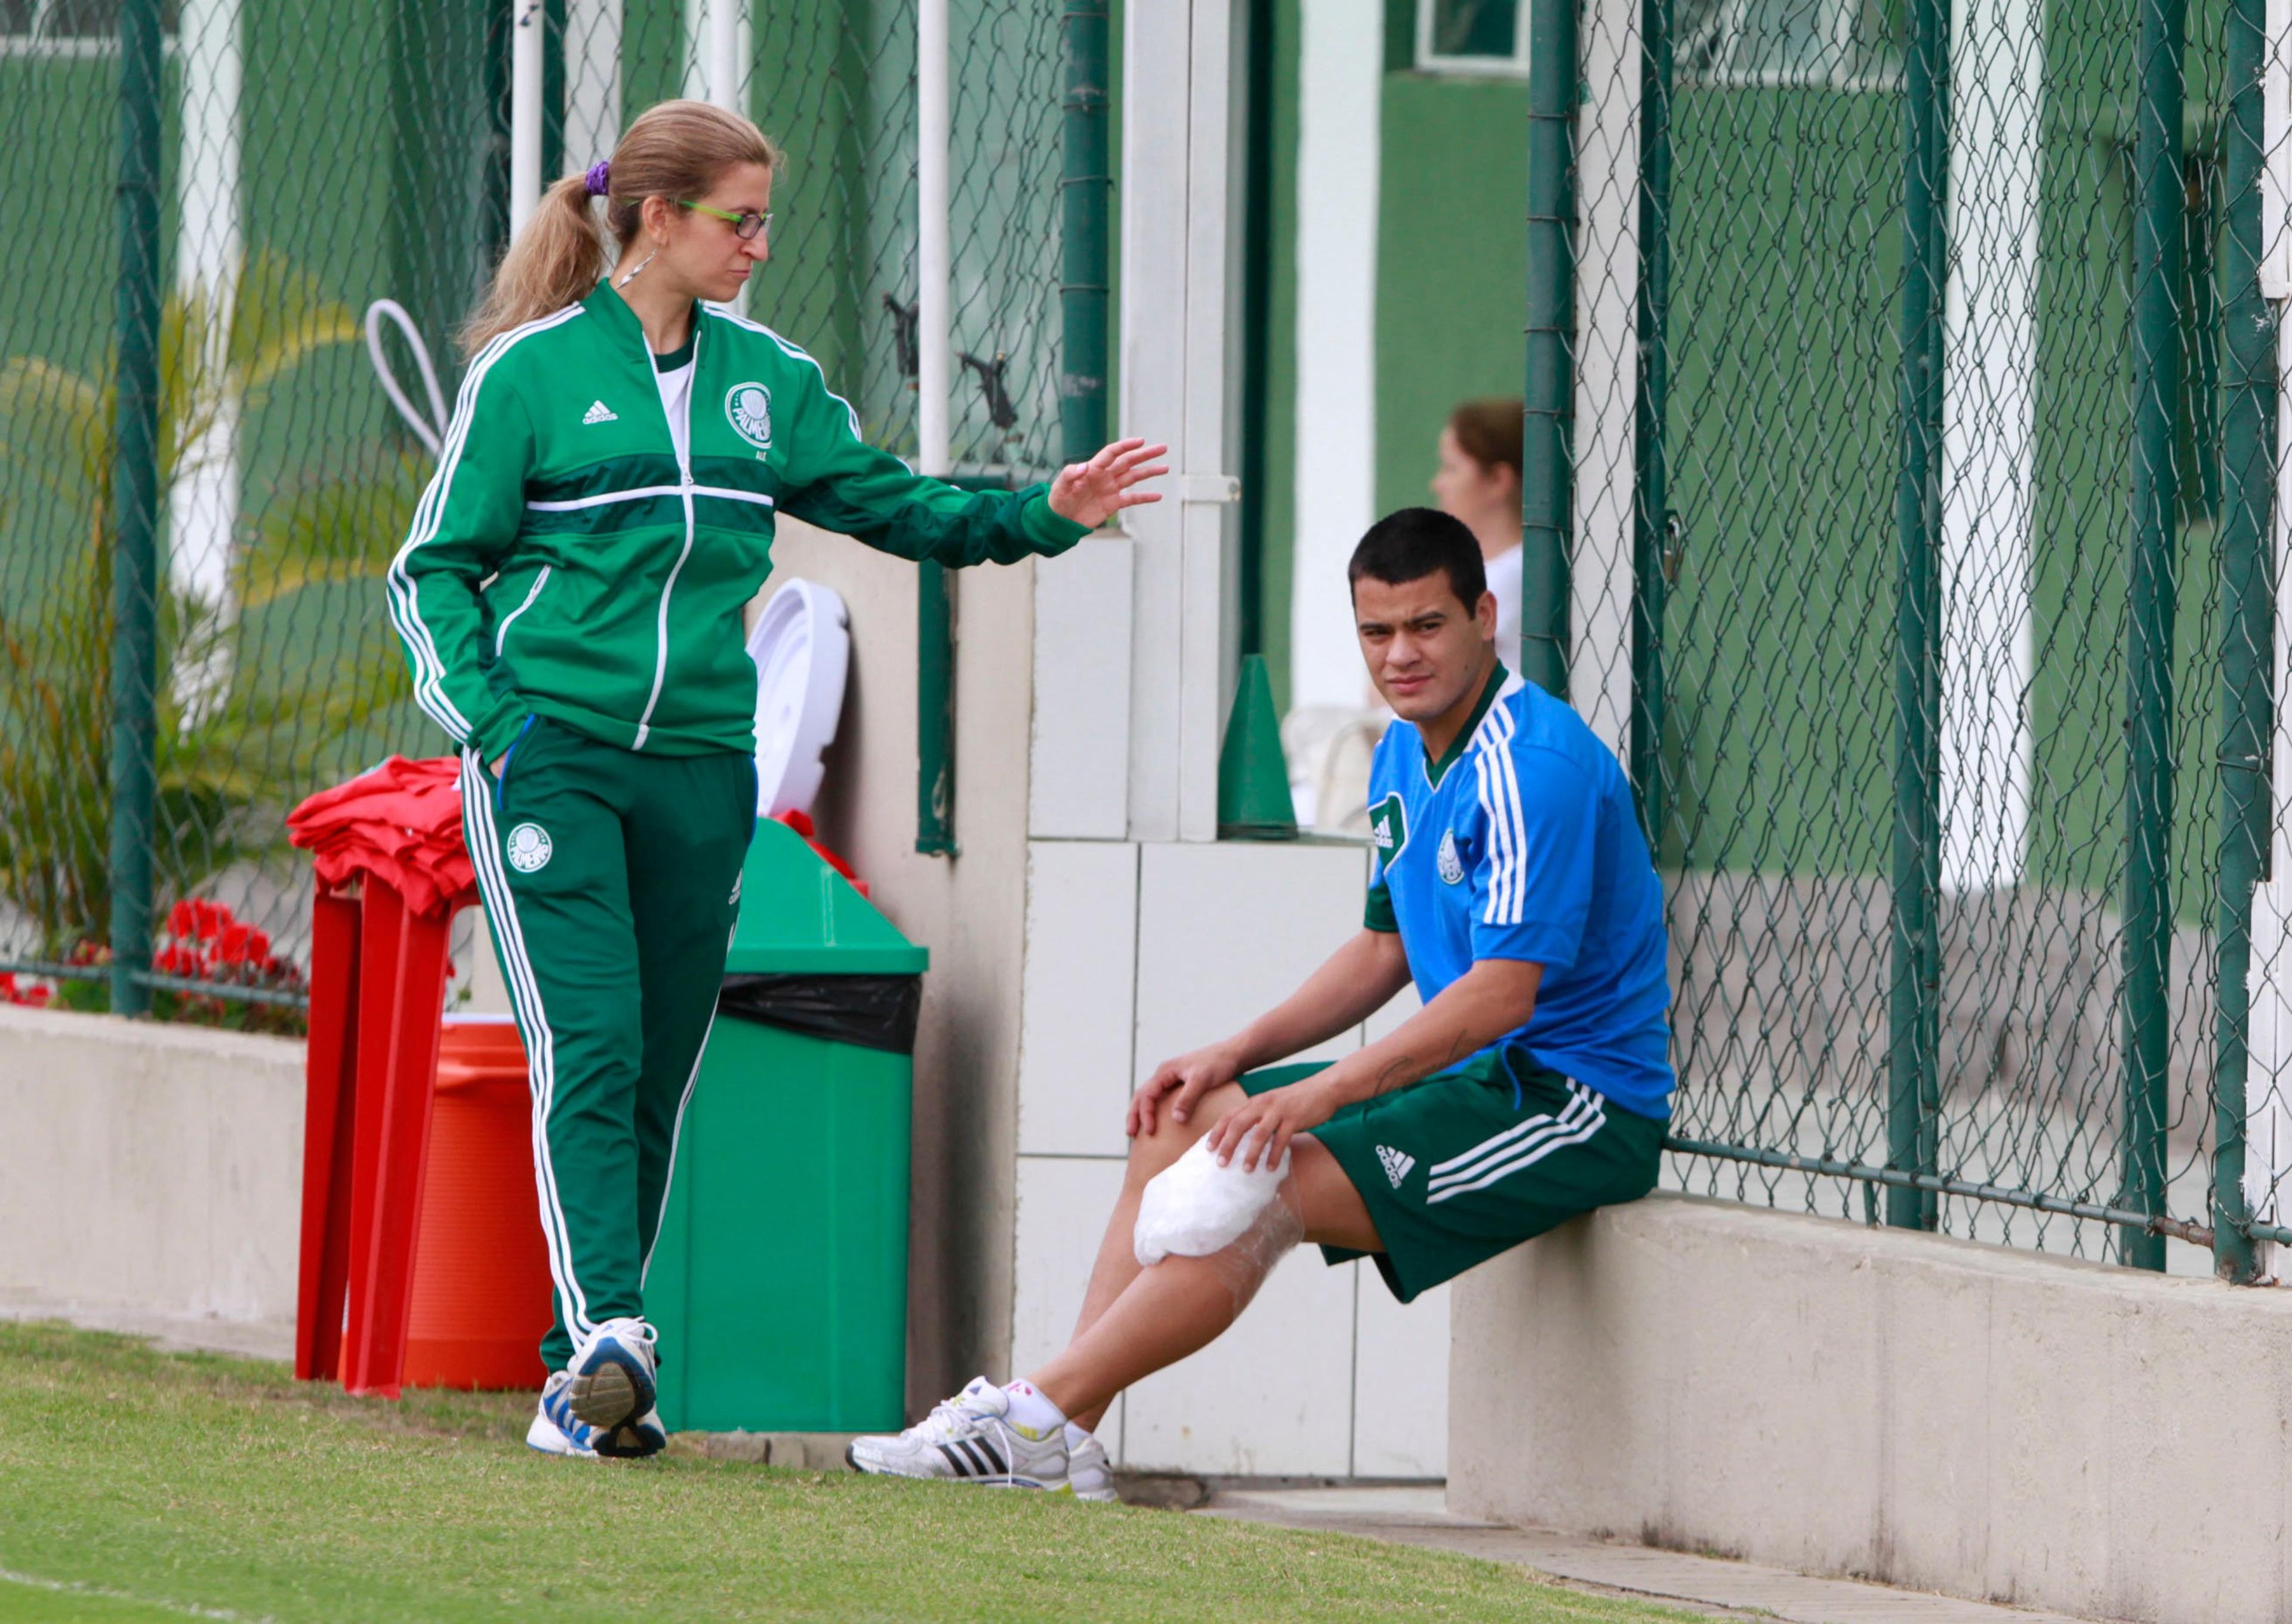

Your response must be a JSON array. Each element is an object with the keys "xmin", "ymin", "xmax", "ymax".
[
  {"xmin": 725, "ymin": 382, "xmax": 773, "ymax": 455},
  {"xmin": 1437, "ymin": 830, "xmax": 1465, "ymax": 885},
  {"xmin": 506, "ymin": 822, "xmax": 553, "ymax": 874},
  {"xmin": 1367, "ymin": 791, "xmax": 1410, "ymax": 867}
]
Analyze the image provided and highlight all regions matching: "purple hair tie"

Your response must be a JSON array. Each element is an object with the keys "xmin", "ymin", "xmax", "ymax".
[{"xmin": 583, "ymin": 160, "xmax": 611, "ymax": 198}]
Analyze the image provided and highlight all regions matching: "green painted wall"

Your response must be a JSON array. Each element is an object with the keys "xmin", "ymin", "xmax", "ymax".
[
  {"xmin": 1372, "ymin": 73, "xmax": 1528, "ymax": 523},
  {"xmin": 1254, "ymin": 0, "xmax": 1302, "ymax": 713}
]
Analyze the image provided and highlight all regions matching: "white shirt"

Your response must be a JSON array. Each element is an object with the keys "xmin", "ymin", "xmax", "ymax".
[
  {"xmin": 1484, "ymin": 543, "xmax": 1523, "ymax": 665},
  {"xmin": 654, "ymin": 355, "xmax": 696, "ymax": 469}
]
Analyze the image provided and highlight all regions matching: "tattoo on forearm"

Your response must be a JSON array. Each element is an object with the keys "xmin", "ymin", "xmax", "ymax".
[{"xmin": 1371, "ymin": 1028, "xmax": 1481, "ymax": 1098}]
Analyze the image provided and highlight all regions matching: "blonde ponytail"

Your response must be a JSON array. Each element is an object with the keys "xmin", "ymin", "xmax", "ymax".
[
  {"xmin": 461, "ymin": 175, "xmax": 607, "ymax": 356},
  {"xmin": 460, "ymin": 100, "xmax": 778, "ymax": 358}
]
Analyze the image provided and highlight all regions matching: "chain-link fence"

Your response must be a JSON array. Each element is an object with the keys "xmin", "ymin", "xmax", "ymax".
[
  {"xmin": 1549, "ymin": 0, "xmax": 2288, "ymax": 1274},
  {"xmin": 0, "ymin": 0, "xmax": 1080, "ymax": 1031},
  {"xmin": 23, "ymin": 0, "xmax": 2292, "ymax": 1280}
]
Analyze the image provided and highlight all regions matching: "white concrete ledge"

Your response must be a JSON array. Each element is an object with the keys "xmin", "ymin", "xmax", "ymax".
[
  {"xmin": 2, "ymin": 1006, "xmax": 303, "ymax": 1332},
  {"xmin": 1449, "ymin": 1192, "xmax": 2292, "ymax": 1624}
]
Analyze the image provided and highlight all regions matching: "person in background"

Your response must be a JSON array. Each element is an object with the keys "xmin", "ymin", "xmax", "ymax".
[{"xmin": 1430, "ymin": 398, "xmax": 1525, "ymax": 664}]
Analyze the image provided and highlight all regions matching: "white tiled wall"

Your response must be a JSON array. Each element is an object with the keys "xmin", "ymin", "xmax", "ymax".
[
  {"xmin": 1133, "ymin": 840, "xmax": 1377, "ymax": 1071},
  {"xmin": 1122, "ymin": 1248, "xmax": 1359, "ymax": 1475},
  {"xmin": 1009, "ymin": 835, "xmax": 1449, "ymax": 1479},
  {"xmin": 1353, "ymin": 1276, "xmax": 1449, "ymax": 1476},
  {"xmin": 1028, "ymin": 540, "xmax": 1135, "ymax": 840},
  {"xmin": 1016, "ymin": 841, "xmax": 1139, "ymax": 1158}
]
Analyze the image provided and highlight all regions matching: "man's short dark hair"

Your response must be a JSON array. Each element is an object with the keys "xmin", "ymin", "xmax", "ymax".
[{"xmin": 1347, "ymin": 507, "xmax": 1490, "ymax": 611}]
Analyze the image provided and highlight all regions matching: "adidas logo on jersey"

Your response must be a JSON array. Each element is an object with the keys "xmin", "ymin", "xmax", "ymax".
[
  {"xmin": 1376, "ymin": 1144, "xmax": 1415, "ymax": 1189},
  {"xmin": 581, "ymin": 400, "xmax": 618, "ymax": 424}
]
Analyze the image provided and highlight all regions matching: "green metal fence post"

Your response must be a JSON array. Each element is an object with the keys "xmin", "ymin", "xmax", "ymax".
[
  {"xmin": 1629, "ymin": 0, "xmax": 1672, "ymax": 847},
  {"xmin": 2122, "ymin": 0, "xmax": 2188, "ymax": 1272},
  {"xmin": 916, "ymin": 556, "xmax": 959, "ymax": 856},
  {"xmin": 107, "ymin": 0, "xmax": 164, "ymax": 1018},
  {"xmin": 1888, "ymin": 0, "xmax": 1947, "ymax": 1229},
  {"xmin": 1523, "ymin": 0, "xmax": 1578, "ymax": 698},
  {"xmin": 2212, "ymin": 0, "xmax": 2273, "ymax": 1283},
  {"xmin": 1237, "ymin": 0, "xmax": 1276, "ymax": 661},
  {"xmin": 1059, "ymin": 0, "xmax": 1110, "ymax": 467}
]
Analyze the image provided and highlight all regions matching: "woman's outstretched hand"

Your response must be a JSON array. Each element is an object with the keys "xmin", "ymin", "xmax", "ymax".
[{"xmin": 1046, "ymin": 438, "xmax": 1169, "ymax": 530}]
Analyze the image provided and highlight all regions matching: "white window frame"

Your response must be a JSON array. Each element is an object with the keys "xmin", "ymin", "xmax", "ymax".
[
  {"xmin": 1, "ymin": 0, "xmax": 178, "ymax": 57},
  {"xmin": 2262, "ymin": 0, "xmax": 2291, "ymax": 296},
  {"xmin": 1414, "ymin": 0, "xmax": 1529, "ymax": 79},
  {"xmin": 1675, "ymin": 0, "xmax": 1900, "ymax": 93}
]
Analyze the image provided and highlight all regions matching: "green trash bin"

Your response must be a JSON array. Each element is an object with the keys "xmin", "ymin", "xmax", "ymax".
[{"xmin": 646, "ymin": 817, "xmax": 929, "ymax": 1434}]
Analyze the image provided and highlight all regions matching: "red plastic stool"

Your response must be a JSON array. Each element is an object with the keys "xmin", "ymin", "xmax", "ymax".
[{"xmin": 294, "ymin": 876, "xmax": 474, "ymax": 1397}]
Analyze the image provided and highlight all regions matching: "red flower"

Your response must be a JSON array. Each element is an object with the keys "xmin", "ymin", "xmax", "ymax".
[{"xmin": 0, "ymin": 975, "xmax": 53, "ymax": 1008}]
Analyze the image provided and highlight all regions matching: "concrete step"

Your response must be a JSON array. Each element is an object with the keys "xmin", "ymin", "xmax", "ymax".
[{"xmin": 1202, "ymin": 1486, "xmax": 2121, "ymax": 1624}]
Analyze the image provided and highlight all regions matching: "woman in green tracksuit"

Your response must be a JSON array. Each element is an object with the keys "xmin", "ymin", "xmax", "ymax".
[{"xmin": 387, "ymin": 99, "xmax": 1164, "ymax": 1459}]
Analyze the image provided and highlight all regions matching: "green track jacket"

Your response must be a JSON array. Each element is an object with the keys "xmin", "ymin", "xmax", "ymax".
[{"xmin": 388, "ymin": 283, "xmax": 1088, "ymax": 760}]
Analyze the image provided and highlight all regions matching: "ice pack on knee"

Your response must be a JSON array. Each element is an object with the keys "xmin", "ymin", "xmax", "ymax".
[{"xmin": 1133, "ymin": 1133, "xmax": 1293, "ymax": 1266}]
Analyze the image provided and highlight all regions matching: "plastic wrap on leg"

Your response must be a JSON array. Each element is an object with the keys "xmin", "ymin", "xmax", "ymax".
[
  {"xmin": 1132, "ymin": 1131, "xmax": 1308, "ymax": 1312},
  {"xmin": 1200, "ymin": 1176, "xmax": 1305, "ymax": 1315}
]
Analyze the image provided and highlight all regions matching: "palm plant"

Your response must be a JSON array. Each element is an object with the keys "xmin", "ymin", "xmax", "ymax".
[{"xmin": 0, "ymin": 250, "xmax": 419, "ymax": 960}]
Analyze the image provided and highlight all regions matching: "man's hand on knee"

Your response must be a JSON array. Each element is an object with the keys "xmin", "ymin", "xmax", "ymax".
[
  {"xmin": 1128, "ymin": 1040, "xmax": 1250, "ymax": 1136},
  {"xmin": 1205, "ymin": 1073, "xmax": 1345, "ymax": 1173}
]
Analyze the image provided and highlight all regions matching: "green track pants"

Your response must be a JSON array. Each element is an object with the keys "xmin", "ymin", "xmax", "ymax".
[{"xmin": 459, "ymin": 719, "xmax": 754, "ymax": 1372}]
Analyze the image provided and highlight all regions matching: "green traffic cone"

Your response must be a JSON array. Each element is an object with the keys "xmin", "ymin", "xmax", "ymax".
[{"xmin": 1218, "ymin": 654, "xmax": 1300, "ymax": 841}]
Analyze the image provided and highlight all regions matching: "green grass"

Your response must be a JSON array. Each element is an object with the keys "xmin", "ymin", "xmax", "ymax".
[{"xmin": 0, "ymin": 1323, "xmax": 1691, "ymax": 1624}]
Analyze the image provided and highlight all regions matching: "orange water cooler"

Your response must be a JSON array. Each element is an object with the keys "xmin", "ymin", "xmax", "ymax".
[{"xmin": 401, "ymin": 1016, "xmax": 553, "ymax": 1389}]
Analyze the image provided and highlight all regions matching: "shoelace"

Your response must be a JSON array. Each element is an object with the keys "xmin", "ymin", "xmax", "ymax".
[
  {"xmin": 908, "ymin": 1394, "xmax": 1000, "ymax": 1446},
  {"xmin": 583, "ymin": 1318, "xmax": 660, "ymax": 1364}
]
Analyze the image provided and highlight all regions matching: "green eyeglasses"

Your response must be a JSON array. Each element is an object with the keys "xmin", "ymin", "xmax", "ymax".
[{"xmin": 680, "ymin": 200, "xmax": 772, "ymax": 240}]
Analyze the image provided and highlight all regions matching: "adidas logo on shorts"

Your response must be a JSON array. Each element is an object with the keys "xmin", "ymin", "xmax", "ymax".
[
  {"xmin": 1376, "ymin": 1144, "xmax": 1415, "ymax": 1189},
  {"xmin": 581, "ymin": 400, "xmax": 618, "ymax": 424}
]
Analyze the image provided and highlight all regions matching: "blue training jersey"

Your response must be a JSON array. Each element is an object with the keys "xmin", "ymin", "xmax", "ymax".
[{"xmin": 1364, "ymin": 664, "xmax": 1675, "ymax": 1120}]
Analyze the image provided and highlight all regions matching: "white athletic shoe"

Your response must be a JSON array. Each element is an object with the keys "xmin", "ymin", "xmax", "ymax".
[
  {"xmin": 567, "ymin": 1318, "xmax": 658, "ymax": 1431},
  {"xmin": 528, "ymin": 1372, "xmax": 600, "ymax": 1457},
  {"xmin": 1066, "ymin": 1425, "xmax": 1119, "ymax": 1503},
  {"xmin": 845, "ymin": 1377, "xmax": 1070, "ymax": 1490},
  {"xmin": 592, "ymin": 1404, "xmax": 668, "ymax": 1459}
]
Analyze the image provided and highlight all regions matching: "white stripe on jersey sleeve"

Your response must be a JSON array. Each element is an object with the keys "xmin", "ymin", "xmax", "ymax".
[{"xmin": 1471, "ymin": 702, "xmax": 1530, "ymax": 926}]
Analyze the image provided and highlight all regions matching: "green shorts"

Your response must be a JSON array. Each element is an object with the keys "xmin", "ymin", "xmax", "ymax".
[{"xmin": 1241, "ymin": 1047, "xmax": 1663, "ymax": 1303}]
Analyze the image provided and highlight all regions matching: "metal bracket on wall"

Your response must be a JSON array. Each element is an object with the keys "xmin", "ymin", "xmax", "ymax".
[
  {"xmin": 959, "ymin": 350, "xmax": 1019, "ymax": 430},
  {"xmin": 882, "ymin": 293, "xmax": 920, "ymax": 381}
]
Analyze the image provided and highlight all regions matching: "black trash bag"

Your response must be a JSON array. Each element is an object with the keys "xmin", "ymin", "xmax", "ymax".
[{"xmin": 716, "ymin": 973, "xmax": 923, "ymax": 1056}]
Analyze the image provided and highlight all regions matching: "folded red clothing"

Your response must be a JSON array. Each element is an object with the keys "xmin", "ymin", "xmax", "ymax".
[
  {"xmin": 289, "ymin": 756, "xmax": 466, "ymax": 842},
  {"xmin": 289, "ymin": 757, "xmax": 478, "ymax": 921}
]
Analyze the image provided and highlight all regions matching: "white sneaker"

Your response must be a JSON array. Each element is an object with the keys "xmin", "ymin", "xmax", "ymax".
[
  {"xmin": 845, "ymin": 1377, "xmax": 1070, "ymax": 1490},
  {"xmin": 1066, "ymin": 1424, "xmax": 1119, "ymax": 1503},
  {"xmin": 528, "ymin": 1372, "xmax": 599, "ymax": 1457},
  {"xmin": 567, "ymin": 1318, "xmax": 658, "ymax": 1431}
]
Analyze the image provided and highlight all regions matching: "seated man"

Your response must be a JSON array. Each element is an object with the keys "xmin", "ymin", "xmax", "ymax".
[{"xmin": 848, "ymin": 506, "xmax": 1674, "ymax": 1495}]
